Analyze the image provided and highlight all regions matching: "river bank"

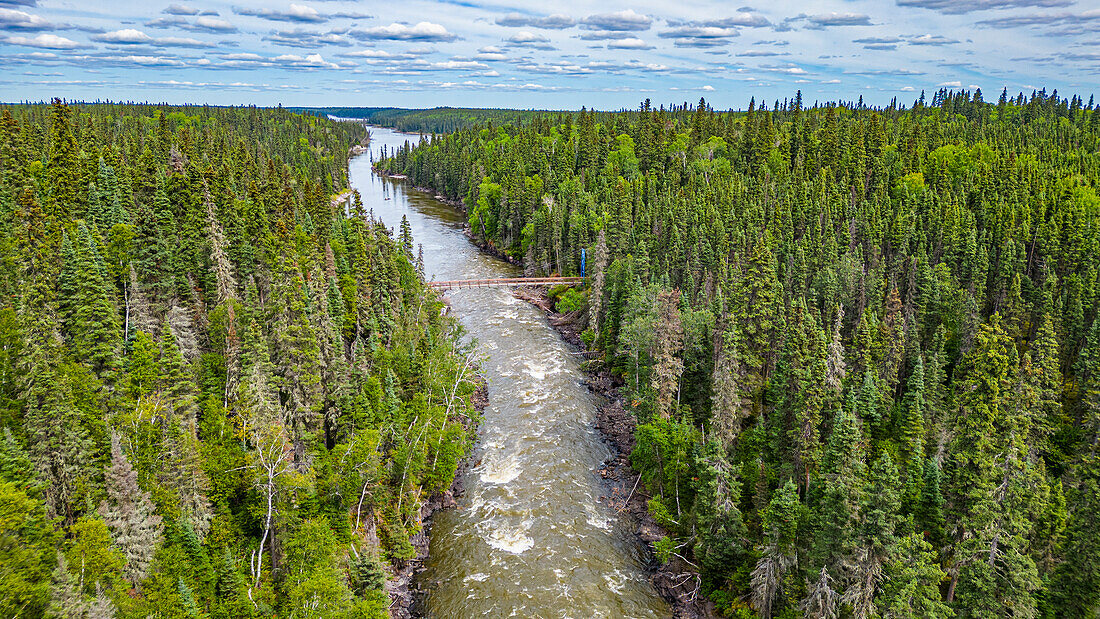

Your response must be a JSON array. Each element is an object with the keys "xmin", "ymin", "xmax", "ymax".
[
  {"xmin": 371, "ymin": 165, "xmax": 524, "ymax": 268},
  {"xmin": 387, "ymin": 380, "xmax": 488, "ymax": 619},
  {"xmin": 375, "ymin": 159, "xmax": 708, "ymax": 616},
  {"xmin": 355, "ymin": 129, "xmax": 672, "ymax": 617},
  {"xmin": 514, "ymin": 286, "xmax": 714, "ymax": 619}
]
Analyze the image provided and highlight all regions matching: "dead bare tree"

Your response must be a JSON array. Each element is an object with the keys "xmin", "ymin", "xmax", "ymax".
[{"xmin": 247, "ymin": 425, "xmax": 292, "ymax": 605}]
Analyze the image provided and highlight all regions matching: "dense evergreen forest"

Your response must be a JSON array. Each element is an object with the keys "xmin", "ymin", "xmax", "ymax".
[
  {"xmin": 0, "ymin": 101, "xmax": 482, "ymax": 617},
  {"xmin": 381, "ymin": 89, "xmax": 1100, "ymax": 618},
  {"xmin": 292, "ymin": 107, "xmax": 548, "ymax": 134}
]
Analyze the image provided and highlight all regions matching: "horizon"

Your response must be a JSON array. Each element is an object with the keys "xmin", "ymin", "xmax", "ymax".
[
  {"xmin": 2, "ymin": 0, "xmax": 1097, "ymax": 109},
  {"xmin": 0, "ymin": 86, "xmax": 1085, "ymax": 114}
]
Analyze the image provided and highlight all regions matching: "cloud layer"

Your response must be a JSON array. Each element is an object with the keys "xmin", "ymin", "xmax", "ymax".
[{"xmin": 0, "ymin": 0, "xmax": 1095, "ymax": 108}]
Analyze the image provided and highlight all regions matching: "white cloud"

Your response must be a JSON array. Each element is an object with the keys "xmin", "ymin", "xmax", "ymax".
[
  {"xmin": 431, "ymin": 60, "xmax": 489, "ymax": 70},
  {"xmin": 4, "ymin": 33, "xmax": 83, "ymax": 49},
  {"xmin": 0, "ymin": 8, "xmax": 53, "ymax": 31},
  {"xmin": 581, "ymin": 9, "xmax": 652, "ymax": 31},
  {"xmin": 94, "ymin": 29, "xmax": 154, "ymax": 44},
  {"xmin": 344, "ymin": 49, "xmax": 396, "ymax": 58},
  {"xmin": 608, "ymin": 37, "xmax": 653, "ymax": 49},
  {"xmin": 193, "ymin": 16, "xmax": 236, "ymax": 32},
  {"xmin": 356, "ymin": 21, "xmax": 456, "ymax": 42},
  {"xmin": 163, "ymin": 4, "xmax": 199, "ymax": 16},
  {"xmin": 236, "ymin": 4, "xmax": 324, "ymax": 23},
  {"xmin": 507, "ymin": 31, "xmax": 549, "ymax": 44}
]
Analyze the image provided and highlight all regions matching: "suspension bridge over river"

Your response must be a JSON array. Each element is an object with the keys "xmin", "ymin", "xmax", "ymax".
[{"xmin": 426, "ymin": 276, "xmax": 584, "ymax": 291}]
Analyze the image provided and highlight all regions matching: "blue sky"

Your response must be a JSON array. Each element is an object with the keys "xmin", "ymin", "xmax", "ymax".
[{"xmin": 2, "ymin": 0, "xmax": 1097, "ymax": 109}]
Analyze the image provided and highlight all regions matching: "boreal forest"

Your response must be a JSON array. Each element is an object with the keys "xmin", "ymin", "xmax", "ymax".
[
  {"xmin": 378, "ymin": 89, "xmax": 1100, "ymax": 618},
  {"xmin": 0, "ymin": 101, "xmax": 482, "ymax": 617}
]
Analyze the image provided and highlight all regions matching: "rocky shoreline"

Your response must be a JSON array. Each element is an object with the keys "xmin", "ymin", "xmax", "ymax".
[
  {"xmin": 362, "ymin": 153, "xmax": 709, "ymax": 618},
  {"xmin": 513, "ymin": 286, "xmax": 713, "ymax": 619}
]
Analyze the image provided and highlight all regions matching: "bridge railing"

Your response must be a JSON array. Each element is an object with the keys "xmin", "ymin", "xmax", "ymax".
[{"xmin": 427, "ymin": 276, "xmax": 584, "ymax": 290}]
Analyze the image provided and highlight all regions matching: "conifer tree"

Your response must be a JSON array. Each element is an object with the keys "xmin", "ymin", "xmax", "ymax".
[
  {"xmin": 48, "ymin": 552, "xmax": 87, "ymax": 619},
  {"xmin": 21, "ymin": 333, "xmax": 94, "ymax": 522},
  {"xmin": 877, "ymin": 533, "xmax": 954, "ymax": 618},
  {"xmin": 159, "ymin": 323, "xmax": 198, "ymax": 432},
  {"xmin": 751, "ymin": 479, "xmax": 801, "ymax": 618},
  {"xmin": 98, "ymin": 433, "xmax": 163, "ymax": 588},
  {"xmin": 846, "ymin": 453, "xmax": 902, "ymax": 619},
  {"xmin": 711, "ymin": 324, "xmax": 748, "ymax": 448},
  {"xmin": 61, "ymin": 222, "xmax": 121, "ymax": 381},
  {"xmin": 692, "ymin": 442, "xmax": 746, "ymax": 575},
  {"xmin": 814, "ymin": 402, "xmax": 865, "ymax": 573},
  {"xmin": 947, "ymin": 315, "xmax": 1040, "ymax": 616},
  {"xmin": 651, "ymin": 288, "xmax": 684, "ymax": 419},
  {"xmin": 735, "ymin": 234, "xmax": 779, "ymax": 406}
]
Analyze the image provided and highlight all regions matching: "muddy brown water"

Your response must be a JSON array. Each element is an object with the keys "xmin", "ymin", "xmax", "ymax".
[{"xmin": 348, "ymin": 126, "xmax": 669, "ymax": 618}]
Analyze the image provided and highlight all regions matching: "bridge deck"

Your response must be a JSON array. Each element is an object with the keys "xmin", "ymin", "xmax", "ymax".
[{"xmin": 427, "ymin": 276, "xmax": 584, "ymax": 290}]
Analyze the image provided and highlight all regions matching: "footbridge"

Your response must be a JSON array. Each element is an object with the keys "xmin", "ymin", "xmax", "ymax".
[{"xmin": 427, "ymin": 276, "xmax": 584, "ymax": 291}]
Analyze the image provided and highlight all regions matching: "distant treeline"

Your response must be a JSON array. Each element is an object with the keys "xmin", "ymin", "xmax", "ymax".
[{"xmin": 291, "ymin": 106, "xmax": 550, "ymax": 134}]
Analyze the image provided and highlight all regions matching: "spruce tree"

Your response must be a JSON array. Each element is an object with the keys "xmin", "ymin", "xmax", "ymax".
[
  {"xmin": 98, "ymin": 433, "xmax": 163, "ymax": 588},
  {"xmin": 877, "ymin": 533, "xmax": 954, "ymax": 618}
]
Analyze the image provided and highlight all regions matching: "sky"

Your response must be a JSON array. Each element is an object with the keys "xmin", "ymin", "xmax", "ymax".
[{"xmin": 1, "ymin": 0, "xmax": 1098, "ymax": 110}]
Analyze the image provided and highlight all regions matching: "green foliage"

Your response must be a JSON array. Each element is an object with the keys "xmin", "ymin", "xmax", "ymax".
[
  {"xmin": 386, "ymin": 90, "xmax": 1100, "ymax": 618},
  {"xmin": 0, "ymin": 480, "xmax": 54, "ymax": 616},
  {"xmin": 653, "ymin": 535, "xmax": 675, "ymax": 564},
  {"xmin": 554, "ymin": 287, "xmax": 587, "ymax": 313},
  {"xmin": 0, "ymin": 102, "xmax": 480, "ymax": 616}
]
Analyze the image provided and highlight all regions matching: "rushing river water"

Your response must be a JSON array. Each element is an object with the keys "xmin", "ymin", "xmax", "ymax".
[{"xmin": 348, "ymin": 127, "xmax": 670, "ymax": 618}]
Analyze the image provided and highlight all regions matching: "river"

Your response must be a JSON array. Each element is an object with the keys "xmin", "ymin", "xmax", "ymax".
[{"xmin": 348, "ymin": 127, "xmax": 670, "ymax": 618}]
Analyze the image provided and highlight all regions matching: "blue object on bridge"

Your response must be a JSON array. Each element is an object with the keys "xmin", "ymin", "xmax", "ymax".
[{"xmin": 581, "ymin": 248, "xmax": 586, "ymax": 277}]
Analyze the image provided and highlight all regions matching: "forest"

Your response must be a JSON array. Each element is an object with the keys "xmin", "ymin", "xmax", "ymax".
[
  {"xmin": 292, "ymin": 107, "xmax": 548, "ymax": 135},
  {"xmin": 379, "ymin": 89, "xmax": 1100, "ymax": 618},
  {"xmin": 0, "ymin": 101, "xmax": 482, "ymax": 617}
]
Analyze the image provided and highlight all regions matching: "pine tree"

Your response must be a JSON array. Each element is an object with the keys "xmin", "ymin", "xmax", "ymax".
[
  {"xmin": 751, "ymin": 479, "xmax": 801, "ymax": 618},
  {"xmin": 21, "ymin": 330, "xmax": 95, "ymax": 522},
  {"xmin": 46, "ymin": 100, "xmax": 80, "ymax": 226},
  {"xmin": 735, "ymin": 234, "xmax": 779, "ymax": 405},
  {"xmin": 856, "ymin": 369, "xmax": 882, "ymax": 441},
  {"xmin": 48, "ymin": 552, "xmax": 88, "ymax": 619},
  {"xmin": 651, "ymin": 288, "xmax": 684, "ymax": 419},
  {"xmin": 711, "ymin": 323, "xmax": 748, "ymax": 448},
  {"xmin": 825, "ymin": 305, "xmax": 847, "ymax": 395},
  {"xmin": 774, "ymin": 300, "xmax": 827, "ymax": 491},
  {"xmin": 800, "ymin": 566, "xmax": 840, "ymax": 619},
  {"xmin": 159, "ymin": 323, "xmax": 198, "ymax": 432},
  {"xmin": 916, "ymin": 456, "xmax": 947, "ymax": 549},
  {"xmin": 947, "ymin": 315, "xmax": 1040, "ymax": 616},
  {"xmin": 814, "ymin": 401, "xmax": 866, "ymax": 573},
  {"xmin": 98, "ymin": 433, "xmax": 163, "ymax": 588},
  {"xmin": 846, "ymin": 453, "xmax": 902, "ymax": 619},
  {"xmin": 60, "ymin": 222, "xmax": 121, "ymax": 381},
  {"xmin": 877, "ymin": 533, "xmax": 954, "ymax": 618},
  {"xmin": 692, "ymin": 442, "xmax": 746, "ymax": 575},
  {"xmin": 1028, "ymin": 314, "xmax": 1063, "ymax": 466},
  {"xmin": 899, "ymin": 355, "xmax": 926, "ymax": 466},
  {"xmin": 271, "ymin": 263, "xmax": 323, "ymax": 449}
]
